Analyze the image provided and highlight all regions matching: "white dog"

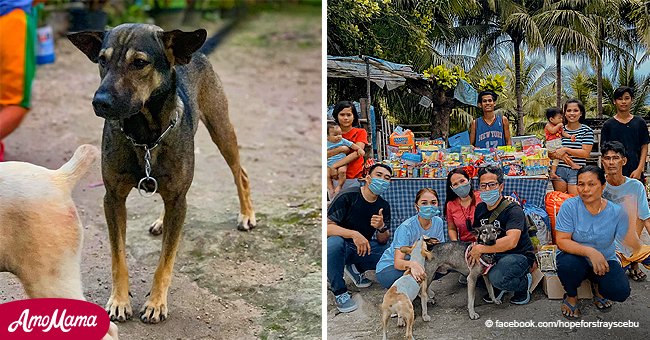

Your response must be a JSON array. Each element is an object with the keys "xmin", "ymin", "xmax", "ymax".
[{"xmin": 0, "ymin": 144, "xmax": 118, "ymax": 339}]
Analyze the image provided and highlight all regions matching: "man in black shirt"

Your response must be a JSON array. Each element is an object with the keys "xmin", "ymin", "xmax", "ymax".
[
  {"xmin": 601, "ymin": 86, "xmax": 650, "ymax": 182},
  {"xmin": 327, "ymin": 163, "xmax": 392, "ymax": 312},
  {"xmin": 469, "ymin": 165, "xmax": 535, "ymax": 305}
]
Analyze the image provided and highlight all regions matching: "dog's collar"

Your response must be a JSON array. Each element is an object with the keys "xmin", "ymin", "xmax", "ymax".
[
  {"xmin": 466, "ymin": 242, "xmax": 495, "ymax": 275},
  {"xmin": 121, "ymin": 105, "xmax": 181, "ymax": 198},
  {"xmin": 121, "ymin": 110, "xmax": 180, "ymax": 151}
]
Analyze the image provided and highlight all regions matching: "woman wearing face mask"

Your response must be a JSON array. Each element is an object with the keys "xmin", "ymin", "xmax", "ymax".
[
  {"xmin": 375, "ymin": 188, "xmax": 446, "ymax": 288},
  {"xmin": 445, "ymin": 168, "xmax": 482, "ymax": 243}
]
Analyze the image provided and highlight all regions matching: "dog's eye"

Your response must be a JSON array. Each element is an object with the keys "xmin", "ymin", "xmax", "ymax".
[
  {"xmin": 98, "ymin": 55, "xmax": 107, "ymax": 67},
  {"xmin": 132, "ymin": 59, "xmax": 150, "ymax": 69}
]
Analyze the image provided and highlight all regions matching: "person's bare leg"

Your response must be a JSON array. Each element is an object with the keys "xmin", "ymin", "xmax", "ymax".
[
  {"xmin": 553, "ymin": 178, "xmax": 568, "ymax": 193},
  {"xmin": 327, "ymin": 167, "xmax": 335, "ymax": 197},
  {"xmin": 567, "ymin": 184, "xmax": 578, "ymax": 195},
  {"xmin": 334, "ymin": 165, "xmax": 347, "ymax": 195},
  {"xmin": 550, "ymin": 160, "xmax": 560, "ymax": 179},
  {"xmin": 0, "ymin": 105, "xmax": 29, "ymax": 140},
  {"xmin": 564, "ymin": 156, "xmax": 581, "ymax": 170}
]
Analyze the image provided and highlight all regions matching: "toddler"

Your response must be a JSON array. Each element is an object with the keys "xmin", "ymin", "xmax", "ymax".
[
  {"xmin": 327, "ymin": 123, "xmax": 364, "ymax": 195},
  {"xmin": 544, "ymin": 107, "xmax": 579, "ymax": 179}
]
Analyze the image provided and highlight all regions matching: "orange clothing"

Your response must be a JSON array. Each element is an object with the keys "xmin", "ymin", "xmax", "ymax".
[
  {"xmin": 0, "ymin": 8, "xmax": 35, "ymax": 108},
  {"xmin": 545, "ymin": 124, "xmax": 563, "ymax": 141},
  {"xmin": 445, "ymin": 191, "xmax": 482, "ymax": 242},
  {"xmin": 342, "ymin": 127, "xmax": 368, "ymax": 179}
]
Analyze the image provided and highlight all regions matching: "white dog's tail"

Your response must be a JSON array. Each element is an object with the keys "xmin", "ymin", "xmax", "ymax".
[{"xmin": 56, "ymin": 144, "xmax": 100, "ymax": 189}]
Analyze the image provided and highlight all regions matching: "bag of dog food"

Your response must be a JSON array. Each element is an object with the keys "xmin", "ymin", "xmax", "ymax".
[{"xmin": 545, "ymin": 191, "xmax": 575, "ymax": 244}]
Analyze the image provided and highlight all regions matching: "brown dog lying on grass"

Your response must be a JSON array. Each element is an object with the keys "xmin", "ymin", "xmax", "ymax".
[{"xmin": 0, "ymin": 144, "xmax": 117, "ymax": 340}]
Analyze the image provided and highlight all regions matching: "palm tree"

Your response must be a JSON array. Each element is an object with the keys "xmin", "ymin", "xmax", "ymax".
[
  {"xmin": 564, "ymin": 64, "xmax": 599, "ymax": 116},
  {"xmin": 596, "ymin": 56, "xmax": 650, "ymax": 116},
  {"xmin": 497, "ymin": 53, "xmax": 556, "ymax": 136},
  {"xmin": 455, "ymin": 0, "xmax": 546, "ymax": 135},
  {"xmin": 535, "ymin": 0, "xmax": 598, "ymax": 108},
  {"xmin": 583, "ymin": 0, "xmax": 635, "ymax": 117}
]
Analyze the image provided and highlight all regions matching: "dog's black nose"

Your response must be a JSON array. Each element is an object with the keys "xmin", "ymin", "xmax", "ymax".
[{"xmin": 92, "ymin": 92, "xmax": 113, "ymax": 116}]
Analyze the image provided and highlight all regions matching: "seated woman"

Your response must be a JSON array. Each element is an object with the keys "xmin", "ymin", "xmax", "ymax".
[
  {"xmin": 375, "ymin": 188, "xmax": 446, "ymax": 288},
  {"xmin": 445, "ymin": 168, "xmax": 481, "ymax": 243},
  {"xmin": 555, "ymin": 165, "xmax": 640, "ymax": 318}
]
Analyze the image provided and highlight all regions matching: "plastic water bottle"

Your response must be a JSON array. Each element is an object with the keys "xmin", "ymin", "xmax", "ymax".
[{"xmin": 36, "ymin": 25, "xmax": 55, "ymax": 65}]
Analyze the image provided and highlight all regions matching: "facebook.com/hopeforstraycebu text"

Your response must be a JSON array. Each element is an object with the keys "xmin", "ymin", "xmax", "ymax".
[{"xmin": 483, "ymin": 319, "xmax": 640, "ymax": 329}]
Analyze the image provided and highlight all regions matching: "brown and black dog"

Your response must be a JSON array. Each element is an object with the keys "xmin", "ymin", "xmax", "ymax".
[{"xmin": 67, "ymin": 24, "xmax": 255, "ymax": 324}]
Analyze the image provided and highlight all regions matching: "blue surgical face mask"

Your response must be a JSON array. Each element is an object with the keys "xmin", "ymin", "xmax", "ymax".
[
  {"xmin": 479, "ymin": 189, "xmax": 501, "ymax": 206},
  {"xmin": 368, "ymin": 177, "xmax": 390, "ymax": 196},
  {"xmin": 452, "ymin": 183, "xmax": 471, "ymax": 198},
  {"xmin": 418, "ymin": 205, "xmax": 440, "ymax": 220}
]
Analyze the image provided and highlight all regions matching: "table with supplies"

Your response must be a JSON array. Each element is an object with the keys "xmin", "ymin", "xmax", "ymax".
[{"xmin": 381, "ymin": 176, "xmax": 549, "ymax": 240}]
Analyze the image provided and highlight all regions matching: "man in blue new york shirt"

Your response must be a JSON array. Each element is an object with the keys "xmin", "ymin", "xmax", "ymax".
[{"xmin": 469, "ymin": 90, "xmax": 512, "ymax": 149}]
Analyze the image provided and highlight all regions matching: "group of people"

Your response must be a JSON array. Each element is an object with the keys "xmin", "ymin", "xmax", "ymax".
[
  {"xmin": 326, "ymin": 88, "xmax": 650, "ymax": 319},
  {"xmin": 327, "ymin": 163, "xmax": 536, "ymax": 313}
]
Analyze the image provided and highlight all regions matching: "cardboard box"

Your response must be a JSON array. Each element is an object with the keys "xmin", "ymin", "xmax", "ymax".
[
  {"xmin": 530, "ymin": 267, "xmax": 544, "ymax": 293},
  {"xmin": 542, "ymin": 273, "xmax": 593, "ymax": 300}
]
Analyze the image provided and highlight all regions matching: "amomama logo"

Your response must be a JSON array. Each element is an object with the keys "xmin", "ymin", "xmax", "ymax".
[{"xmin": 0, "ymin": 298, "xmax": 110, "ymax": 339}]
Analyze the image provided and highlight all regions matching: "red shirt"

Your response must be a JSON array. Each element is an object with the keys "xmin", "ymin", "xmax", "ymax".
[
  {"xmin": 342, "ymin": 127, "xmax": 368, "ymax": 179},
  {"xmin": 446, "ymin": 192, "xmax": 482, "ymax": 242}
]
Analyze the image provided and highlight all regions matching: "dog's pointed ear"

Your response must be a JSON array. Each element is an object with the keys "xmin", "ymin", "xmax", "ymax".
[
  {"xmin": 399, "ymin": 246, "xmax": 414, "ymax": 254},
  {"xmin": 162, "ymin": 29, "xmax": 207, "ymax": 65},
  {"xmin": 67, "ymin": 31, "xmax": 105, "ymax": 63},
  {"xmin": 422, "ymin": 247, "xmax": 434, "ymax": 260},
  {"xmin": 424, "ymin": 237, "xmax": 440, "ymax": 245}
]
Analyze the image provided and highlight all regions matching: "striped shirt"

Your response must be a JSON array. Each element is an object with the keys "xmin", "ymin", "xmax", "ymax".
[{"xmin": 558, "ymin": 124, "xmax": 594, "ymax": 169}]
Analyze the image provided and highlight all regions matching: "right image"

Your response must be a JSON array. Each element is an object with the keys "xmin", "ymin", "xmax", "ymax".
[{"xmin": 326, "ymin": 1, "xmax": 650, "ymax": 338}]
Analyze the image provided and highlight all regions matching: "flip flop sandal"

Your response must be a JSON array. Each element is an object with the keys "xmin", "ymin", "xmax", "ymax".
[
  {"xmin": 627, "ymin": 268, "xmax": 647, "ymax": 282},
  {"xmin": 593, "ymin": 296, "xmax": 612, "ymax": 312},
  {"xmin": 561, "ymin": 294, "xmax": 581, "ymax": 319}
]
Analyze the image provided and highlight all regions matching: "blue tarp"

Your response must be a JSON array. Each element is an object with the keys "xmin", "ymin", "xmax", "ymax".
[{"xmin": 453, "ymin": 79, "xmax": 478, "ymax": 107}]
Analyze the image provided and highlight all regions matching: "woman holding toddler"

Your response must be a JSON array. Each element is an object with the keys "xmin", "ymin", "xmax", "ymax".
[{"xmin": 327, "ymin": 101, "xmax": 367, "ymax": 195}]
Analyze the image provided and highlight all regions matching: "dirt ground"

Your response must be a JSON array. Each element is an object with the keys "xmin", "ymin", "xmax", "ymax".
[
  {"xmin": 328, "ymin": 240, "xmax": 650, "ymax": 339},
  {"xmin": 0, "ymin": 6, "xmax": 321, "ymax": 340}
]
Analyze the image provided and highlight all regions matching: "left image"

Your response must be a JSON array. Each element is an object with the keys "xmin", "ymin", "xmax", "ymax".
[{"xmin": 0, "ymin": 1, "xmax": 322, "ymax": 339}]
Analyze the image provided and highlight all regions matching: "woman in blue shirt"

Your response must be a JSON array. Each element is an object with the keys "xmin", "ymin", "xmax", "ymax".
[
  {"xmin": 376, "ymin": 188, "xmax": 446, "ymax": 288},
  {"xmin": 555, "ymin": 165, "xmax": 639, "ymax": 318}
]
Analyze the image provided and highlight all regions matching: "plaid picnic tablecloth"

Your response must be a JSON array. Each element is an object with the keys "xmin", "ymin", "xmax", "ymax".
[{"xmin": 380, "ymin": 176, "xmax": 549, "ymax": 241}]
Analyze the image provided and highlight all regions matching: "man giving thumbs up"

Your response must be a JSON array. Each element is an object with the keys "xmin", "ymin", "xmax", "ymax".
[{"xmin": 327, "ymin": 163, "xmax": 392, "ymax": 313}]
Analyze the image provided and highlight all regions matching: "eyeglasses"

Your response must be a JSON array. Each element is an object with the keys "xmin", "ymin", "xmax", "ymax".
[{"xmin": 479, "ymin": 182, "xmax": 500, "ymax": 190}]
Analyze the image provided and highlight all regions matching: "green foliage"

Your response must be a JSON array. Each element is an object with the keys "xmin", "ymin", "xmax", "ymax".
[
  {"xmin": 327, "ymin": 0, "xmax": 650, "ymax": 138},
  {"xmin": 106, "ymin": 2, "xmax": 151, "ymax": 26},
  {"xmin": 423, "ymin": 65, "xmax": 468, "ymax": 91},
  {"xmin": 148, "ymin": 0, "xmax": 187, "ymax": 10},
  {"xmin": 478, "ymin": 74, "xmax": 506, "ymax": 97}
]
